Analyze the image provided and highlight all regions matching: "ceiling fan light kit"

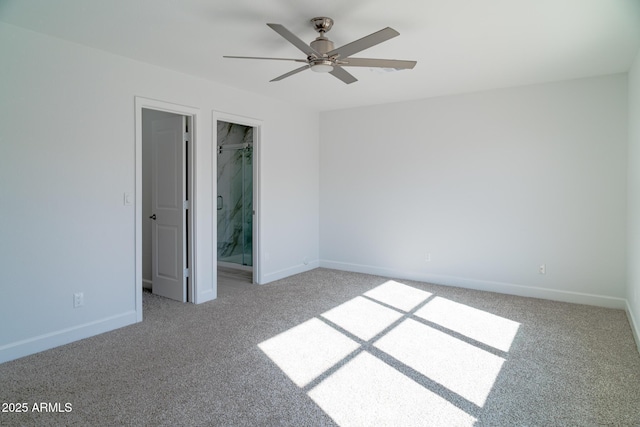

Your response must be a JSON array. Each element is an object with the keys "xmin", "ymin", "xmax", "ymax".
[
  {"xmin": 310, "ymin": 60, "xmax": 334, "ymax": 73},
  {"xmin": 224, "ymin": 17, "xmax": 417, "ymax": 84}
]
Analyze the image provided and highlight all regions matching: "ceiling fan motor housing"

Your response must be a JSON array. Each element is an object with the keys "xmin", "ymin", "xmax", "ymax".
[{"xmin": 310, "ymin": 37, "xmax": 334, "ymax": 56}]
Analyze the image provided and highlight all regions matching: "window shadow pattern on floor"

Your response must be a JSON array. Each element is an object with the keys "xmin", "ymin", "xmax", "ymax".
[{"xmin": 258, "ymin": 280, "xmax": 520, "ymax": 426}]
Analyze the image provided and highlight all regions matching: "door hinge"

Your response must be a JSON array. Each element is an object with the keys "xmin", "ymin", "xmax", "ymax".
[
  {"xmin": 183, "ymin": 268, "xmax": 189, "ymax": 278},
  {"xmin": 183, "ymin": 200, "xmax": 190, "ymax": 210},
  {"xmin": 184, "ymin": 132, "xmax": 190, "ymax": 142}
]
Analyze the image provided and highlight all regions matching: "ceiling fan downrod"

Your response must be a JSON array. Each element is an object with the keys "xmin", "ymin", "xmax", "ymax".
[{"xmin": 308, "ymin": 17, "xmax": 336, "ymax": 72}]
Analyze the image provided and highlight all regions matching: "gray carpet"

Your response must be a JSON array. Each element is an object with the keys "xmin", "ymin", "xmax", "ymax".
[{"xmin": 1, "ymin": 268, "xmax": 639, "ymax": 426}]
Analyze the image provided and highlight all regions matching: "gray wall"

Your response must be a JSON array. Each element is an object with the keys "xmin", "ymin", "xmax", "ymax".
[
  {"xmin": 0, "ymin": 22, "xmax": 320, "ymax": 362},
  {"xmin": 628, "ymin": 50, "xmax": 640, "ymax": 349},
  {"xmin": 320, "ymin": 74, "xmax": 628, "ymax": 307}
]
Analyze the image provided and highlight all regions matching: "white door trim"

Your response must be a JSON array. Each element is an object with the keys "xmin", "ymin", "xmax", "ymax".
[
  {"xmin": 213, "ymin": 111, "xmax": 263, "ymax": 285},
  {"xmin": 135, "ymin": 97, "xmax": 200, "ymax": 321}
]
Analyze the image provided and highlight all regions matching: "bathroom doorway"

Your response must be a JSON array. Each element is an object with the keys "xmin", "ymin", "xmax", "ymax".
[{"xmin": 217, "ymin": 120, "xmax": 255, "ymax": 285}]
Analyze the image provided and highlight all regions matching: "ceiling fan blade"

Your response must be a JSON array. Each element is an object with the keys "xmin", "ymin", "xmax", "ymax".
[
  {"xmin": 327, "ymin": 27, "xmax": 399, "ymax": 59},
  {"xmin": 224, "ymin": 55, "xmax": 307, "ymax": 63},
  {"xmin": 267, "ymin": 23, "xmax": 322, "ymax": 58},
  {"xmin": 329, "ymin": 66, "xmax": 358, "ymax": 84},
  {"xmin": 339, "ymin": 58, "xmax": 417, "ymax": 70},
  {"xmin": 270, "ymin": 65, "xmax": 310, "ymax": 82}
]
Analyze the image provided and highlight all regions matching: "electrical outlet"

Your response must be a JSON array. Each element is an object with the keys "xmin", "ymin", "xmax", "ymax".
[
  {"xmin": 73, "ymin": 292, "xmax": 84, "ymax": 308},
  {"xmin": 538, "ymin": 264, "xmax": 546, "ymax": 275},
  {"xmin": 425, "ymin": 253, "xmax": 431, "ymax": 262}
]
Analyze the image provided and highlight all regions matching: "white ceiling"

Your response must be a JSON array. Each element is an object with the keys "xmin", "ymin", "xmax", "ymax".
[{"xmin": 2, "ymin": 0, "xmax": 639, "ymax": 111}]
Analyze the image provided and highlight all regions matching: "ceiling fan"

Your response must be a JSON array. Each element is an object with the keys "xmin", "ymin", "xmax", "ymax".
[{"xmin": 224, "ymin": 17, "xmax": 417, "ymax": 84}]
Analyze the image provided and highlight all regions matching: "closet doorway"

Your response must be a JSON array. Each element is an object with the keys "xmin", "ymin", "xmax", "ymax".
[{"xmin": 135, "ymin": 97, "xmax": 202, "ymax": 320}]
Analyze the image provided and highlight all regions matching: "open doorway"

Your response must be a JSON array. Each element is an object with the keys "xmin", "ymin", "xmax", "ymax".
[
  {"xmin": 135, "ymin": 97, "xmax": 203, "ymax": 321},
  {"xmin": 215, "ymin": 115, "xmax": 261, "ymax": 295}
]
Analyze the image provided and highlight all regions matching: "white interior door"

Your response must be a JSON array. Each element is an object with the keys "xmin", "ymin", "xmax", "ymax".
[{"xmin": 151, "ymin": 115, "xmax": 186, "ymax": 302}]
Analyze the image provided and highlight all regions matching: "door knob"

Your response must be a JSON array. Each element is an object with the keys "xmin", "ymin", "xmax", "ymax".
[{"xmin": 149, "ymin": 214, "xmax": 157, "ymax": 220}]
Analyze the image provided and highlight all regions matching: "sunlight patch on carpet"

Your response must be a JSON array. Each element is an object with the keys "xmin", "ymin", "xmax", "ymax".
[
  {"xmin": 415, "ymin": 297, "xmax": 520, "ymax": 352},
  {"xmin": 258, "ymin": 318, "xmax": 360, "ymax": 387},
  {"xmin": 375, "ymin": 318, "xmax": 505, "ymax": 407},
  {"xmin": 321, "ymin": 296, "xmax": 403, "ymax": 340},
  {"xmin": 258, "ymin": 279, "xmax": 520, "ymax": 425},
  {"xmin": 308, "ymin": 352, "xmax": 476, "ymax": 427},
  {"xmin": 363, "ymin": 280, "xmax": 432, "ymax": 311}
]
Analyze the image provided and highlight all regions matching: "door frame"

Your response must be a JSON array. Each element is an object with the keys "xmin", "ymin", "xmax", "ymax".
[
  {"xmin": 135, "ymin": 97, "xmax": 199, "ymax": 320},
  {"xmin": 213, "ymin": 111, "xmax": 262, "ymax": 285}
]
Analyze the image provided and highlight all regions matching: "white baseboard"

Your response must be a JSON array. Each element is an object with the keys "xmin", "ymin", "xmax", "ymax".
[
  {"xmin": 195, "ymin": 288, "xmax": 216, "ymax": 304},
  {"xmin": 320, "ymin": 260, "xmax": 626, "ymax": 309},
  {"xmin": 626, "ymin": 301, "xmax": 640, "ymax": 355},
  {"xmin": 192, "ymin": 259, "xmax": 318, "ymax": 302},
  {"xmin": 0, "ymin": 311, "xmax": 138, "ymax": 364},
  {"xmin": 262, "ymin": 260, "xmax": 320, "ymax": 284}
]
